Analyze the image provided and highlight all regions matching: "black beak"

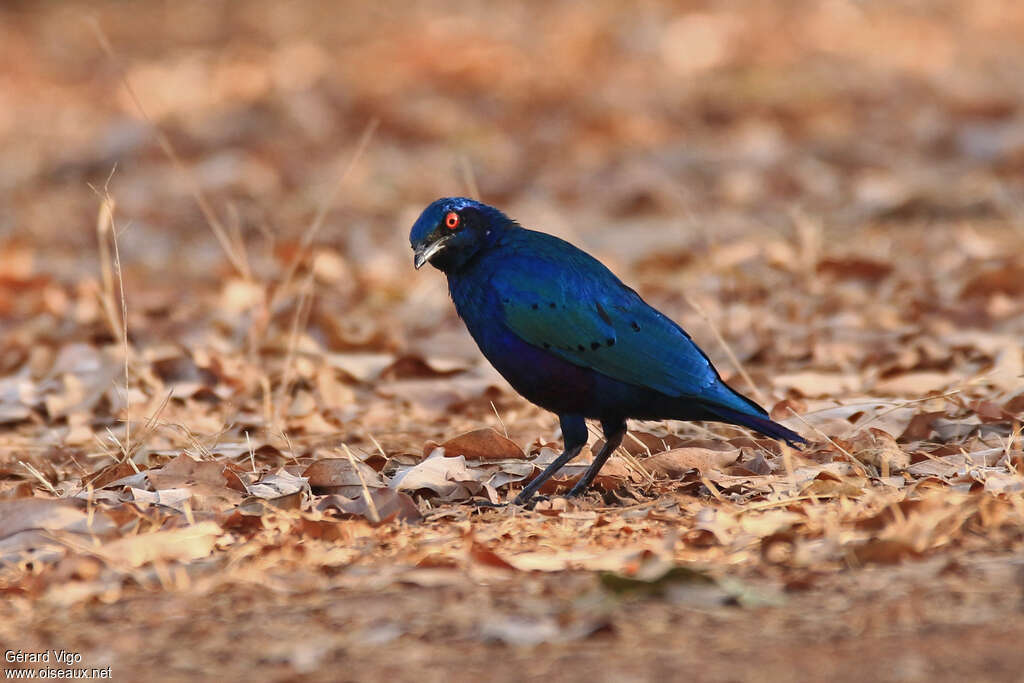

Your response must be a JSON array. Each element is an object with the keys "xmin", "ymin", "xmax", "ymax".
[{"xmin": 412, "ymin": 235, "xmax": 452, "ymax": 269}]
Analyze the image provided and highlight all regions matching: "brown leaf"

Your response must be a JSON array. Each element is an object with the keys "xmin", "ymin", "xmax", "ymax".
[
  {"xmin": 390, "ymin": 451, "xmax": 487, "ymax": 500},
  {"xmin": 643, "ymin": 448, "xmax": 739, "ymax": 479},
  {"xmin": 740, "ymin": 510, "xmax": 801, "ymax": 537},
  {"xmin": 147, "ymin": 454, "xmax": 231, "ymax": 490},
  {"xmin": 816, "ymin": 257, "xmax": 893, "ymax": 281},
  {"xmin": 83, "ymin": 461, "xmax": 140, "ymax": 489},
  {"xmin": 770, "ymin": 398, "xmax": 807, "ymax": 421},
  {"xmin": 874, "ymin": 372, "xmax": 958, "ymax": 396},
  {"xmin": 899, "ymin": 410, "xmax": 946, "ymax": 441},
  {"xmin": 222, "ymin": 466, "xmax": 249, "ymax": 493},
  {"xmin": 986, "ymin": 344, "xmax": 1023, "ymax": 393},
  {"xmin": 0, "ymin": 498, "xmax": 118, "ymax": 539},
  {"xmin": 124, "ymin": 487, "xmax": 194, "ymax": 512},
  {"xmin": 1005, "ymin": 392, "xmax": 1024, "ymax": 416},
  {"xmin": 219, "ymin": 509, "xmax": 264, "ymax": 534},
  {"xmin": 145, "ymin": 454, "xmax": 245, "ymax": 512},
  {"xmin": 151, "ymin": 354, "xmax": 217, "ymax": 387},
  {"xmin": 591, "ymin": 455, "xmax": 633, "ymax": 491},
  {"xmin": 772, "ymin": 372, "xmax": 861, "ymax": 397},
  {"xmin": 381, "ymin": 354, "xmax": 471, "ymax": 379},
  {"xmin": 303, "ymin": 457, "xmax": 385, "ymax": 495},
  {"xmin": 971, "ymin": 399, "xmax": 1009, "ymax": 423},
  {"xmin": 40, "ymin": 344, "xmax": 121, "ymax": 419},
  {"xmin": 297, "ymin": 517, "xmax": 356, "ymax": 541},
  {"xmin": 849, "ymin": 428, "xmax": 910, "ymax": 473},
  {"xmin": 801, "ymin": 477, "xmax": 863, "ymax": 498},
  {"xmin": 97, "ymin": 521, "xmax": 221, "ymax": 567},
  {"xmin": 960, "ymin": 264, "xmax": 1024, "ymax": 299},
  {"xmin": 440, "ymin": 428, "xmax": 524, "ymax": 461},
  {"xmin": 469, "ymin": 540, "xmax": 517, "ymax": 571},
  {"xmin": 595, "ymin": 431, "xmax": 690, "ymax": 456},
  {"xmin": 324, "ymin": 352, "xmax": 394, "ymax": 383},
  {"xmin": 851, "ymin": 538, "xmax": 921, "ymax": 564},
  {"xmin": 0, "ymin": 403, "xmax": 32, "ymax": 425},
  {"xmin": 317, "ymin": 488, "xmax": 422, "ymax": 523},
  {"xmin": 247, "ymin": 469, "xmax": 308, "ymax": 497}
]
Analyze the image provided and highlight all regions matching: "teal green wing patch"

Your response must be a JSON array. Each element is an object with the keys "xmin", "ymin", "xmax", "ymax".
[{"xmin": 494, "ymin": 262, "xmax": 728, "ymax": 402}]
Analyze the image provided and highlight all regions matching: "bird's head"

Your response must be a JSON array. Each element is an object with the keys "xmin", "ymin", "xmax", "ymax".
[{"xmin": 409, "ymin": 197, "xmax": 513, "ymax": 273}]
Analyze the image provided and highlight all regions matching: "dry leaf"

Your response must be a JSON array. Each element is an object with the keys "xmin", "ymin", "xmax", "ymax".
[
  {"xmin": 773, "ymin": 372, "xmax": 861, "ymax": 397},
  {"xmin": 848, "ymin": 428, "xmax": 911, "ymax": 473},
  {"xmin": 389, "ymin": 450, "xmax": 488, "ymax": 500},
  {"xmin": 644, "ymin": 448, "xmax": 740, "ymax": 478},
  {"xmin": 440, "ymin": 428, "xmax": 524, "ymax": 461},
  {"xmin": 97, "ymin": 522, "xmax": 221, "ymax": 567},
  {"xmin": 0, "ymin": 498, "xmax": 118, "ymax": 539},
  {"xmin": 874, "ymin": 372, "xmax": 958, "ymax": 396},
  {"xmin": 317, "ymin": 489, "xmax": 422, "ymax": 523},
  {"xmin": 303, "ymin": 457, "xmax": 384, "ymax": 496}
]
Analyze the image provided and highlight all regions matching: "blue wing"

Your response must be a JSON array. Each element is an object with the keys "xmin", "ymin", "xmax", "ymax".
[{"xmin": 492, "ymin": 232, "xmax": 761, "ymax": 416}]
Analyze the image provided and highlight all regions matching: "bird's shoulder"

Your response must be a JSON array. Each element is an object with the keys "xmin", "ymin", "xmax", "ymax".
[
  {"xmin": 448, "ymin": 227, "xmax": 629, "ymax": 333},
  {"xmin": 482, "ymin": 229, "xmax": 632, "ymax": 300}
]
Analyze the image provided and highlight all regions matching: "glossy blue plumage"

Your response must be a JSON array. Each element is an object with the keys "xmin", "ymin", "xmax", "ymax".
[{"xmin": 410, "ymin": 197, "xmax": 804, "ymax": 502}]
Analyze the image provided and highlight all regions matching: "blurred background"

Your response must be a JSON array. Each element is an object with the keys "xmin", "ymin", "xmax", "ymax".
[
  {"xmin": 4, "ymin": 3, "xmax": 1024, "ymax": 679},
  {"xmin": 5, "ymin": 0, "xmax": 1024, "ymax": 445},
  {"xmin": 5, "ymin": 0, "xmax": 1024, "ymax": 275}
]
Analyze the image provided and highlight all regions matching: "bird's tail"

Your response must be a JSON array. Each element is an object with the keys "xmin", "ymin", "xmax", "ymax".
[{"xmin": 704, "ymin": 404, "xmax": 806, "ymax": 448}]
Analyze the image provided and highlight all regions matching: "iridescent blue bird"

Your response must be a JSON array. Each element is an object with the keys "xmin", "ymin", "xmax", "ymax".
[{"xmin": 410, "ymin": 197, "xmax": 804, "ymax": 504}]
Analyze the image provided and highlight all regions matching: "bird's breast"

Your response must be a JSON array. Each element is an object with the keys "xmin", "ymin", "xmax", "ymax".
[{"xmin": 446, "ymin": 270, "xmax": 601, "ymax": 414}]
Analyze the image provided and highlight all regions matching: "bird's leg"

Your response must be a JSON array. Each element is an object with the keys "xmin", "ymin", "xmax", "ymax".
[
  {"xmin": 513, "ymin": 414, "xmax": 588, "ymax": 506},
  {"xmin": 567, "ymin": 419, "xmax": 627, "ymax": 498}
]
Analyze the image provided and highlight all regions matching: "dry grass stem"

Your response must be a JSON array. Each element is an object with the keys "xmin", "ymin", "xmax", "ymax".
[{"xmin": 342, "ymin": 443, "xmax": 381, "ymax": 524}]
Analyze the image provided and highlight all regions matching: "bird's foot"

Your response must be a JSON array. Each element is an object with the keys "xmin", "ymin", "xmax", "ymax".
[
  {"xmin": 565, "ymin": 480, "xmax": 594, "ymax": 498},
  {"xmin": 511, "ymin": 492, "xmax": 550, "ymax": 509}
]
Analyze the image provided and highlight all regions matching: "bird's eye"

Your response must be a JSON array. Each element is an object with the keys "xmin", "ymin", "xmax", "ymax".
[{"xmin": 445, "ymin": 212, "xmax": 460, "ymax": 230}]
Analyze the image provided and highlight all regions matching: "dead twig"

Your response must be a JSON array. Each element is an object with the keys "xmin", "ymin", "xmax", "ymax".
[
  {"xmin": 684, "ymin": 293, "xmax": 769, "ymax": 407},
  {"xmin": 342, "ymin": 443, "xmax": 380, "ymax": 524},
  {"xmin": 19, "ymin": 461, "xmax": 61, "ymax": 497},
  {"xmin": 268, "ymin": 118, "xmax": 379, "ymax": 313},
  {"xmin": 88, "ymin": 19, "xmax": 251, "ymax": 279},
  {"xmin": 458, "ymin": 154, "xmax": 480, "ymax": 200},
  {"xmin": 786, "ymin": 407, "xmax": 869, "ymax": 476}
]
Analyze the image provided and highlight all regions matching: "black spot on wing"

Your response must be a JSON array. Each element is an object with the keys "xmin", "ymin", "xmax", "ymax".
[
  {"xmin": 531, "ymin": 303, "xmax": 539, "ymax": 310},
  {"xmin": 606, "ymin": 338, "xmax": 615, "ymax": 346},
  {"xmin": 631, "ymin": 321, "xmax": 641, "ymax": 331},
  {"xmin": 595, "ymin": 302, "xmax": 612, "ymax": 325},
  {"xmin": 590, "ymin": 342, "xmax": 601, "ymax": 350}
]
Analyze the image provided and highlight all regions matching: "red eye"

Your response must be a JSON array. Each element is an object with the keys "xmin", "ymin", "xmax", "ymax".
[{"xmin": 445, "ymin": 211, "xmax": 460, "ymax": 229}]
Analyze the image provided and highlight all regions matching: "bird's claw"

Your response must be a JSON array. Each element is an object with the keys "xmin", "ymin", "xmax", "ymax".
[{"xmin": 511, "ymin": 493, "xmax": 550, "ymax": 509}]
